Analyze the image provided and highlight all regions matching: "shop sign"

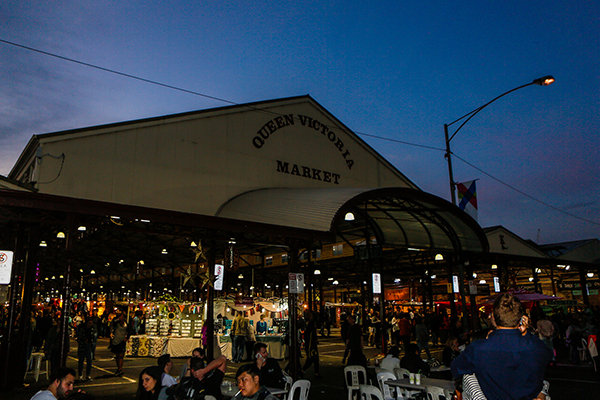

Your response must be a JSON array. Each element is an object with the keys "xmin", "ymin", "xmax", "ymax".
[
  {"xmin": 573, "ymin": 289, "xmax": 599, "ymax": 296},
  {"xmin": 234, "ymin": 297, "xmax": 254, "ymax": 307},
  {"xmin": 477, "ymin": 284, "xmax": 490, "ymax": 296},
  {"xmin": 468, "ymin": 280, "xmax": 477, "ymax": 295},
  {"xmin": 558, "ymin": 281, "xmax": 600, "ymax": 291},
  {"xmin": 0, "ymin": 251, "xmax": 13, "ymax": 285},
  {"xmin": 289, "ymin": 273, "xmax": 304, "ymax": 294},
  {"xmin": 214, "ymin": 264, "xmax": 224, "ymax": 291},
  {"xmin": 548, "ymin": 299, "xmax": 577, "ymax": 306},
  {"xmin": 252, "ymin": 114, "xmax": 355, "ymax": 170}
]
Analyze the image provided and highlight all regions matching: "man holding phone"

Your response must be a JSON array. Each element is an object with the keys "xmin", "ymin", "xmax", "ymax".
[{"xmin": 252, "ymin": 342, "xmax": 286, "ymax": 389}]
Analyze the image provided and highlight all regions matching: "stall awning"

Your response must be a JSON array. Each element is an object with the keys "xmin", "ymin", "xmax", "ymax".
[{"xmin": 217, "ymin": 187, "xmax": 489, "ymax": 253}]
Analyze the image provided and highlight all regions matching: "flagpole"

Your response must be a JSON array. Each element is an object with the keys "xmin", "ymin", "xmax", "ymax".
[{"xmin": 443, "ymin": 76, "xmax": 554, "ymax": 205}]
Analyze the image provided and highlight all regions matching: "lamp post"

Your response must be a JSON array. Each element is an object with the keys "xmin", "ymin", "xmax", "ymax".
[{"xmin": 444, "ymin": 75, "xmax": 555, "ymax": 204}]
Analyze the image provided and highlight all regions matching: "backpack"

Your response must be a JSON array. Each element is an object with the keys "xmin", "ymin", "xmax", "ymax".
[{"xmin": 167, "ymin": 377, "xmax": 206, "ymax": 400}]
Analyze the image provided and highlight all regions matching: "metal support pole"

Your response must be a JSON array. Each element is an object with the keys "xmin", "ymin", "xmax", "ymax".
[
  {"xmin": 0, "ymin": 223, "xmax": 25, "ymax": 390},
  {"xmin": 60, "ymin": 218, "xmax": 77, "ymax": 368},
  {"xmin": 578, "ymin": 267, "xmax": 590, "ymax": 306},
  {"xmin": 206, "ymin": 239, "xmax": 216, "ymax": 360},
  {"xmin": 287, "ymin": 243, "xmax": 300, "ymax": 380},
  {"xmin": 458, "ymin": 262, "xmax": 469, "ymax": 334}
]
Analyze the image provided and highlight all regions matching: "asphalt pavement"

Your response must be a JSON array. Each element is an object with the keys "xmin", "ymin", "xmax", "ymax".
[{"xmin": 6, "ymin": 329, "xmax": 599, "ymax": 400}]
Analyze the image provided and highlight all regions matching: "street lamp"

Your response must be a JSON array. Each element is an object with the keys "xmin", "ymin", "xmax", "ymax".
[{"xmin": 444, "ymin": 76, "xmax": 554, "ymax": 204}]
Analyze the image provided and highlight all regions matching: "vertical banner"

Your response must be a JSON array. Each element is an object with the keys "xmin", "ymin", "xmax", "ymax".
[
  {"xmin": 493, "ymin": 277, "xmax": 501, "ymax": 292},
  {"xmin": 452, "ymin": 275, "xmax": 460, "ymax": 293},
  {"xmin": 214, "ymin": 263, "xmax": 224, "ymax": 291},
  {"xmin": 457, "ymin": 180, "xmax": 478, "ymax": 221},
  {"xmin": 0, "ymin": 251, "xmax": 14, "ymax": 285},
  {"xmin": 372, "ymin": 273, "xmax": 381, "ymax": 294}
]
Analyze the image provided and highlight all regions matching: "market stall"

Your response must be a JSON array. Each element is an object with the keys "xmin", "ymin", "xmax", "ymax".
[
  {"xmin": 125, "ymin": 296, "xmax": 289, "ymax": 358},
  {"xmin": 125, "ymin": 297, "xmax": 206, "ymax": 357},
  {"xmin": 214, "ymin": 297, "xmax": 289, "ymax": 360}
]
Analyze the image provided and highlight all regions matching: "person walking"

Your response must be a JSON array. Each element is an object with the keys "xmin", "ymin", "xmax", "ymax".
[
  {"xmin": 342, "ymin": 314, "xmax": 366, "ymax": 368},
  {"xmin": 110, "ymin": 313, "xmax": 128, "ymax": 376},
  {"xmin": 76, "ymin": 317, "xmax": 95, "ymax": 381},
  {"xmin": 231, "ymin": 311, "xmax": 248, "ymax": 363},
  {"xmin": 302, "ymin": 310, "xmax": 321, "ymax": 378},
  {"xmin": 245, "ymin": 320, "xmax": 256, "ymax": 362},
  {"xmin": 415, "ymin": 317, "xmax": 432, "ymax": 359}
]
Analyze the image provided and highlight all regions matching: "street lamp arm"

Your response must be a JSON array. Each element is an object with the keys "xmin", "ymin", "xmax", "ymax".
[
  {"xmin": 446, "ymin": 75, "xmax": 554, "ymax": 143},
  {"xmin": 447, "ymin": 82, "xmax": 534, "ymax": 142},
  {"xmin": 443, "ymin": 75, "xmax": 554, "ymax": 205}
]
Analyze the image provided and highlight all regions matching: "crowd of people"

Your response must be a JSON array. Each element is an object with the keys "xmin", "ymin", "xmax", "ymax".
[
  {"xmin": 17, "ymin": 297, "xmax": 600, "ymax": 400},
  {"xmin": 132, "ymin": 340, "xmax": 289, "ymax": 400},
  {"xmin": 366, "ymin": 297, "xmax": 599, "ymax": 399}
]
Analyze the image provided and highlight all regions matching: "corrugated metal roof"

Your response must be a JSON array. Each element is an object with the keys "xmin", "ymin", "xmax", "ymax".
[
  {"xmin": 217, "ymin": 187, "xmax": 489, "ymax": 253},
  {"xmin": 217, "ymin": 187, "xmax": 370, "ymax": 232}
]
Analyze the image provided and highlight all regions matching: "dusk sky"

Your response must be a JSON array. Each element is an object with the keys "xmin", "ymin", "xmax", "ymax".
[{"xmin": 1, "ymin": 1, "xmax": 598, "ymax": 245}]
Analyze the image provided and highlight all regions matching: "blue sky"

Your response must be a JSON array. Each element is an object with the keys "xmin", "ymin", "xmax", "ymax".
[{"xmin": 1, "ymin": 1, "xmax": 598, "ymax": 244}]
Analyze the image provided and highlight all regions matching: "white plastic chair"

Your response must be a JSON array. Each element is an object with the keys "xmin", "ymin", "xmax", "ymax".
[
  {"xmin": 393, "ymin": 367, "xmax": 411, "ymax": 379},
  {"xmin": 282, "ymin": 373, "xmax": 294, "ymax": 399},
  {"xmin": 344, "ymin": 365, "xmax": 368, "ymax": 400},
  {"xmin": 425, "ymin": 385, "xmax": 452, "ymax": 400},
  {"xmin": 376, "ymin": 371, "xmax": 397, "ymax": 400},
  {"xmin": 359, "ymin": 384, "xmax": 385, "ymax": 400},
  {"xmin": 288, "ymin": 379, "xmax": 311, "ymax": 400}
]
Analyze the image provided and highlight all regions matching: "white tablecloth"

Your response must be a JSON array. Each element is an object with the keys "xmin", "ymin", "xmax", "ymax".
[
  {"xmin": 218, "ymin": 334, "xmax": 288, "ymax": 360},
  {"xmin": 167, "ymin": 337, "xmax": 201, "ymax": 357}
]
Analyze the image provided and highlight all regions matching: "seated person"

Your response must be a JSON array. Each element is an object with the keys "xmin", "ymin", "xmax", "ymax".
[
  {"xmin": 233, "ymin": 363, "xmax": 278, "ymax": 400},
  {"xmin": 461, "ymin": 374, "xmax": 551, "ymax": 400},
  {"xmin": 157, "ymin": 354, "xmax": 178, "ymax": 387},
  {"xmin": 400, "ymin": 343, "xmax": 430, "ymax": 376},
  {"xmin": 167, "ymin": 355, "xmax": 227, "ymax": 400},
  {"xmin": 253, "ymin": 342, "xmax": 286, "ymax": 389},
  {"xmin": 179, "ymin": 347, "xmax": 206, "ymax": 380},
  {"xmin": 31, "ymin": 367, "xmax": 77, "ymax": 400},
  {"xmin": 451, "ymin": 293, "xmax": 552, "ymax": 400},
  {"xmin": 380, "ymin": 346, "xmax": 401, "ymax": 372},
  {"xmin": 442, "ymin": 336, "xmax": 460, "ymax": 367},
  {"xmin": 137, "ymin": 366, "xmax": 168, "ymax": 400}
]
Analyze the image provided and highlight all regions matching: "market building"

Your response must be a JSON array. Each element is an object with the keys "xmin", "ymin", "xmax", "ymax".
[{"xmin": 0, "ymin": 95, "xmax": 596, "ymax": 389}]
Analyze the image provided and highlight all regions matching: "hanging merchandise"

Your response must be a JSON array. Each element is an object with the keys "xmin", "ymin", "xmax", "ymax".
[{"xmin": 179, "ymin": 304, "xmax": 186, "ymax": 313}]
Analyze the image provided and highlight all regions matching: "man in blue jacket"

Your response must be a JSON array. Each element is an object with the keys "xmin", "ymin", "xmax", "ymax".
[{"xmin": 451, "ymin": 293, "xmax": 552, "ymax": 400}]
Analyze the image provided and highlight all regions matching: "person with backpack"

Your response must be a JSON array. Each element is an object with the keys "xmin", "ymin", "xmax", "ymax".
[{"xmin": 167, "ymin": 355, "xmax": 227, "ymax": 400}]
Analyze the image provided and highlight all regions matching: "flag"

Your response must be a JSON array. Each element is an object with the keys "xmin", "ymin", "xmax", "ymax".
[{"xmin": 457, "ymin": 180, "xmax": 478, "ymax": 221}]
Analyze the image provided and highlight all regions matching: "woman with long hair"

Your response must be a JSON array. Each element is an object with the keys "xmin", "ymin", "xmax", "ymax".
[{"xmin": 137, "ymin": 366, "xmax": 168, "ymax": 400}]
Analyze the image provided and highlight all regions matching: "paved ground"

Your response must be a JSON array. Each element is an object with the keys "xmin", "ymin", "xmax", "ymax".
[{"xmin": 6, "ymin": 330, "xmax": 600, "ymax": 400}]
